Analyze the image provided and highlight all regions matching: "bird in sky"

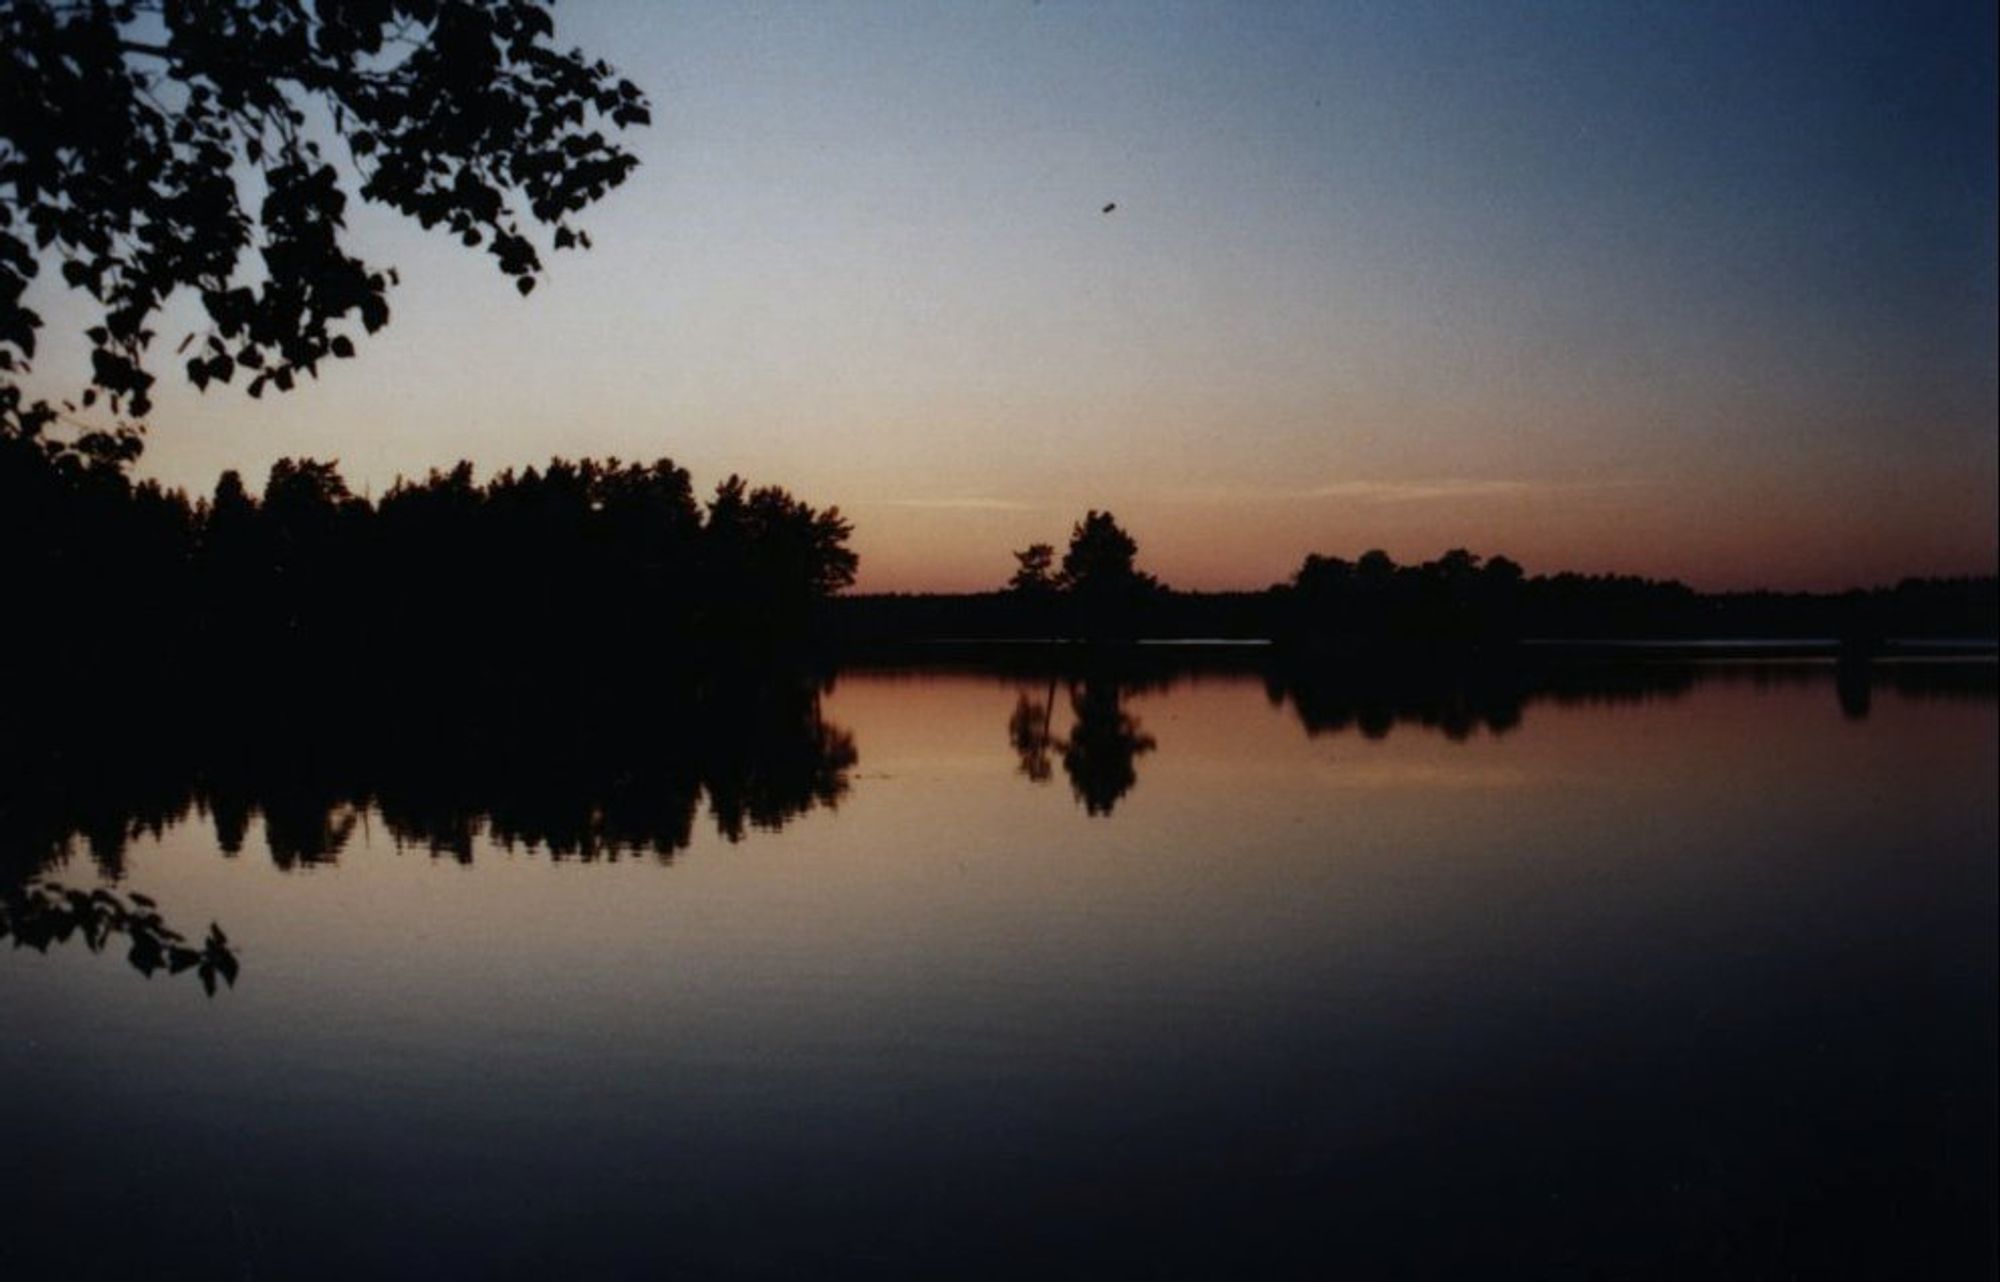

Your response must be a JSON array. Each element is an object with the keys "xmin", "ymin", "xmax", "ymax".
[{"xmin": 1101, "ymin": 202, "xmax": 1117, "ymax": 214}]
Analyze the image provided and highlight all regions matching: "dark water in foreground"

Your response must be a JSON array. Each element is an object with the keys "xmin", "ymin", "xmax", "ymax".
[{"xmin": 2, "ymin": 660, "xmax": 1994, "ymax": 1279}]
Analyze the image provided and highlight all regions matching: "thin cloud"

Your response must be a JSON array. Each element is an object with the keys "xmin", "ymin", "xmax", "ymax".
[
  {"xmin": 1305, "ymin": 478, "xmax": 1538, "ymax": 503},
  {"xmin": 865, "ymin": 497, "xmax": 1039, "ymax": 512},
  {"xmin": 1165, "ymin": 477, "xmax": 1649, "ymax": 505}
]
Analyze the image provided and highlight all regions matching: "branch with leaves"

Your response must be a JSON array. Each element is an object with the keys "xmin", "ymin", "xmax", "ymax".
[
  {"xmin": 0, "ymin": 0, "xmax": 650, "ymax": 466},
  {"xmin": 1, "ymin": 879, "xmax": 241, "ymax": 993}
]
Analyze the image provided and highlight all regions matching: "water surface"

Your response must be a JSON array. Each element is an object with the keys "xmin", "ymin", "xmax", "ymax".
[{"xmin": 3, "ymin": 660, "xmax": 1994, "ymax": 1278}]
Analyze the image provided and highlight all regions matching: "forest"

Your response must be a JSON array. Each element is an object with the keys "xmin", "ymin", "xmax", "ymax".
[{"xmin": 1, "ymin": 437, "xmax": 856, "ymax": 675}]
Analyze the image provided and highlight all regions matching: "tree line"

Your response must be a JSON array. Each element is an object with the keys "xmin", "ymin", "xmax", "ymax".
[
  {"xmin": 836, "ymin": 509, "xmax": 1997, "ymax": 647},
  {"xmin": 1, "ymin": 437, "xmax": 856, "ymax": 673},
  {"xmin": 8, "ymin": 441, "xmax": 1993, "ymax": 669}
]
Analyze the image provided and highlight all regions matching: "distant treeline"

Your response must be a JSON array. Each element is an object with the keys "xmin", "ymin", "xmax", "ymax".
[
  {"xmin": 2, "ymin": 439, "xmax": 856, "ymax": 670},
  {"xmin": 838, "ymin": 538, "xmax": 1997, "ymax": 648},
  {"xmin": 1278, "ymin": 549, "xmax": 1996, "ymax": 646}
]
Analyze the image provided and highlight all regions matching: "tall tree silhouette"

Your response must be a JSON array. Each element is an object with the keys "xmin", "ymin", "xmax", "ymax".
[
  {"xmin": 1061, "ymin": 511, "xmax": 1148, "ymax": 595},
  {"xmin": 1058, "ymin": 510, "xmax": 1162, "ymax": 638}
]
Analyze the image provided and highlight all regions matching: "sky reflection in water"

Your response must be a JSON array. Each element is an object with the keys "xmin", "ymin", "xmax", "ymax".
[{"xmin": 1, "ymin": 660, "xmax": 1993, "ymax": 1278}]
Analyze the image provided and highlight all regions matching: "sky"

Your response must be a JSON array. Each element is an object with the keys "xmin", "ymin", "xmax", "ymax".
[{"xmin": 35, "ymin": 0, "xmax": 2000, "ymax": 592}]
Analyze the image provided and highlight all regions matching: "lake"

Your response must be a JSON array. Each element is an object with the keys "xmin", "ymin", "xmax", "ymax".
[{"xmin": 2, "ymin": 657, "xmax": 1994, "ymax": 1279}]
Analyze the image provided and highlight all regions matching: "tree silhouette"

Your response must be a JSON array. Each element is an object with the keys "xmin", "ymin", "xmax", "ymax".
[
  {"xmin": 1061, "ymin": 510, "xmax": 1148, "ymax": 595},
  {"xmin": 1058, "ymin": 510, "xmax": 1162, "ymax": 638},
  {"xmin": 701, "ymin": 475, "xmax": 858, "ymax": 633},
  {"xmin": 1, "ymin": 0, "xmax": 650, "ymax": 463},
  {"xmin": 1286, "ymin": 546, "xmax": 1536, "ymax": 647},
  {"xmin": 1009, "ymin": 542, "xmax": 1061, "ymax": 596}
]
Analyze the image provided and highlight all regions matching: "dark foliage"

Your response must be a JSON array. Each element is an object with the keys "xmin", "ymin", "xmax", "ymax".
[
  {"xmin": 991, "ymin": 509, "xmax": 1169, "ymax": 639},
  {"xmin": 1008, "ymin": 542, "xmax": 1059, "ymax": 596},
  {"xmin": 1283, "ymin": 548, "xmax": 1998, "ymax": 648},
  {"xmin": 1, "ymin": 0, "xmax": 648, "ymax": 462},
  {"xmin": 840, "ymin": 541, "xmax": 1995, "ymax": 648},
  {"xmin": 1285, "ymin": 547, "xmax": 1527, "ymax": 647},
  {"xmin": 0, "ymin": 445, "xmax": 855, "ymax": 671},
  {"xmin": 0, "ymin": 879, "xmax": 239, "ymax": 992}
]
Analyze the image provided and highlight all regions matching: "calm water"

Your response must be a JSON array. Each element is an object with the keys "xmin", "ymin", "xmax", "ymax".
[{"xmin": 3, "ymin": 659, "xmax": 1994, "ymax": 1279}]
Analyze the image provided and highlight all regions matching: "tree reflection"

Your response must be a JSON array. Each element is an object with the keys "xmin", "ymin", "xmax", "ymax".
[
  {"xmin": 375, "ymin": 677, "xmax": 856, "ymax": 861},
  {"xmin": 0, "ymin": 671, "xmax": 858, "ymax": 880},
  {"xmin": 1008, "ymin": 682, "xmax": 1060, "ymax": 783},
  {"xmin": 6, "ymin": 657, "xmax": 1989, "ymax": 891},
  {"xmin": 1008, "ymin": 675, "xmax": 1157, "ymax": 816},
  {"xmin": 1262, "ymin": 659, "xmax": 1712, "ymax": 741},
  {"xmin": 1062, "ymin": 678, "xmax": 1157, "ymax": 816},
  {"xmin": 992, "ymin": 653, "xmax": 1961, "ymax": 817}
]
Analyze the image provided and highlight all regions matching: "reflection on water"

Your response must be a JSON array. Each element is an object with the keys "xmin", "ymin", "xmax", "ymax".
[
  {"xmin": 6, "ymin": 658, "xmax": 1989, "ymax": 874},
  {"xmin": 1009, "ymin": 674, "xmax": 1159, "ymax": 815},
  {"xmin": 2, "ymin": 672, "xmax": 856, "ymax": 882},
  {"xmin": 998, "ymin": 654, "xmax": 1995, "ymax": 816},
  {"xmin": 0, "ymin": 657, "xmax": 1993, "ymax": 1278}
]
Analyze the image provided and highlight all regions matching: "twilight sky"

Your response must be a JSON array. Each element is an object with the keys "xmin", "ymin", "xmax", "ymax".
[{"xmin": 54, "ymin": 0, "xmax": 2000, "ymax": 591}]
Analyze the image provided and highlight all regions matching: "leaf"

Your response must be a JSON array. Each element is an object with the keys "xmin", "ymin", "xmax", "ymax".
[{"xmin": 128, "ymin": 935, "xmax": 163, "ymax": 976}]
